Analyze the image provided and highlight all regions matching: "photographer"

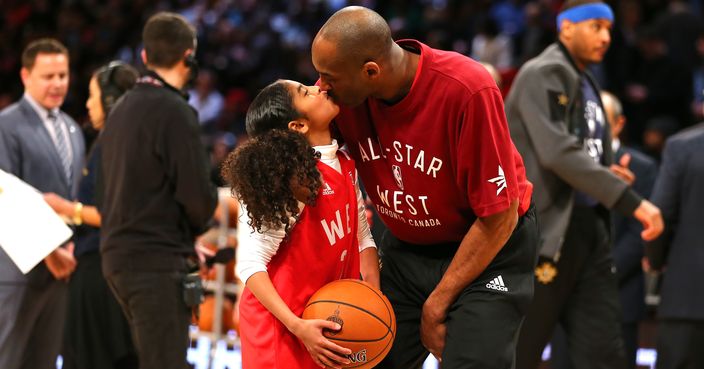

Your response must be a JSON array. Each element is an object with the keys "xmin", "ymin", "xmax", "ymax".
[{"xmin": 99, "ymin": 12, "xmax": 217, "ymax": 369}]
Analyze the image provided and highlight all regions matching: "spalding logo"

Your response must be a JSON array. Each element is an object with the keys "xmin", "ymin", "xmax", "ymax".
[
  {"xmin": 326, "ymin": 307, "xmax": 343, "ymax": 336},
  {"xmin": 347, "ymin": 349, "xmax": 367, "ymax": 363}
]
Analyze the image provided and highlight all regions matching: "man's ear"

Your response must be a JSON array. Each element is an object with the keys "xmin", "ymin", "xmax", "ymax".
[
  {"xmin": 20, "ymin": 68, "xmax": 29, "ymax": 85},
  {"xmin": 288, "ymin": 119, "xmax": 309, "ymax": 135},
  {"xmin": 141, "ymin": 49, "xmax": 148, "ymax": 66},
  {"xmin": 363, "ymin": 61, "xmax": 380, "ymax": 80},
  {"xmin": 560, "ymin": 20, "xmax": 574, "ymax": 41}
]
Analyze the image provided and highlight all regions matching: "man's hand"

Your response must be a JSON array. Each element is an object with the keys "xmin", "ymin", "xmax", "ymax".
[
  {"xmin": 44, "ymin": 242, "xmax": 76, "ymax": 281},
  {"xmin": 420, "ymin": 295, "xmax": 447, "ymax": 362},
  {"xmin": 610, "ymin": 153, "xmax": 635, "ymax": 186},
  {"xmin": 633, "ymin": 200, "xmax": 664, "ymax": 241}
]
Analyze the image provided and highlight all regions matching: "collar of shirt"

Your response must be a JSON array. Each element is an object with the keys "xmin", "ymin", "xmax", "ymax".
[
  {"xmin": 313, "ymin": 139, "xmax": 339, "ymax": 160},
  {"xmin": 141, "ymin": 71, "xmax": 190, "ymax": 101},
  {"xmin": 23, "ymin": 92, "xmax": 59, "ymax": 121}
]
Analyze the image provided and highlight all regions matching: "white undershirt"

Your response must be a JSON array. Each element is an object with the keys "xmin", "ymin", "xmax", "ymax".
[{"xmin": 235, "ymin": 139, "xmax": 376, "ymax": 283}]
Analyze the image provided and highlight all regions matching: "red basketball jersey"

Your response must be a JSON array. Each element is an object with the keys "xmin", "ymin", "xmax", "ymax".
[{"xmin": 240, "ymin": 152, "xmax": 361, "ymax": 369}]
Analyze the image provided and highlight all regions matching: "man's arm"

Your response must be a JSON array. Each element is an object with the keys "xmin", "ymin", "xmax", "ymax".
[
  {"xmin": 0, "ymin": 120, "xmax": 19, "ymax": 174},
  {"xmin": 421, "ymin": 199, "xmax": 519, "ymax": 360},
  {"xmin": 162, "ymin": 105, "xmax": 218, "ymax": 233},
  {"xmin": 514, "ymin": 67, "xmax": 662, "ymax": 239}
]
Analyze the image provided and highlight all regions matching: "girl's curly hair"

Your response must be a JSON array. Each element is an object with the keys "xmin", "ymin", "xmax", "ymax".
[{"xmin": 221, "ymin": 129, "xmax": 322, "ymax": 234}]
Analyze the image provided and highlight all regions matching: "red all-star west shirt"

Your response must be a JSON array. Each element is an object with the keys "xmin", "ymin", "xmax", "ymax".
[{"xmin": 335, "ymin": 39, "xmax": 532, "ymax": 245}]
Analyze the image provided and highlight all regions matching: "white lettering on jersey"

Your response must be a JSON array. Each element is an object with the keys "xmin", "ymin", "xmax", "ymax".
[
  {"xmin": 361, "ymin": 137, "xmax": 443, "ymax": 177},
  {"xmin": 376, "ymin": 185, "xmax": 430, "ymax": 215},
  {"xmin": 320, "ymin": 206, "xmax": 353, "ymax": 246}
]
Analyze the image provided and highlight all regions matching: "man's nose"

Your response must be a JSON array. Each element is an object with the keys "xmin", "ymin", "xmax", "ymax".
[{"xmin": 318, "ymin": 79, "xmax": 331, "ymax": 92}]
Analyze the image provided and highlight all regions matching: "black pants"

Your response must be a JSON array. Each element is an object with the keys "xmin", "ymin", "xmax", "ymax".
[
  {"xmin": 0, "ymin": 279, "xmax": 67, "ymax": 369},
  {"xmin": 63, "ymin": 251, "xmax": 137, "ymax": 369},
  {"xmin": 516, "ymin": 206, "xmax": 626, "ymax": 369},
  {"xmin": 551, "ymin": 322, "xmax": 638, "ymax": 369},
  {"xmin": 376, "ymin": 205, "xmax": 538, "ymax": 369},
  {"xmin": 105, "ymin": 265, "xmax": 191, "ymax": 369},
  {"xmin": 656, "ymin": 319, "xmax": 704, "ymax": 369}
]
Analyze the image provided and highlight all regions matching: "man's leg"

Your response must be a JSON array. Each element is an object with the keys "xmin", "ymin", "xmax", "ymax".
[
  {"xmin": 656, "ymin": 320, "xmax": 704, "ymax": 369},
  {"xmin": 551, "ymin": 326, "xmax": 573, "ymax": 369},
  {"xmin": 517, "ymin": 207, "xmax": 599, "ymax": 369},
  {"xmin": 0, "ymin": 284, "xmax": 27, "ymax": 369},
  {"xmin": 108, "ymin": 269, "xmax": 190, "ymax": 369},
  {"xmin": 621, "ymin": 322, "xmax": 638, "ymax": 369},
  {"xmin": 19, "ymin": 280, "xmax": 68, "ymax": 369},
  {"xmin": 562, "ymin": 209, "xmax": 626, "ymax": 369},
  {"xmin": 441, "ymin": 206, "xmax": 538, "ymax": 369},
  {"xmin": 375, "ymin": 230, "xmax": 447, "ymax": 369}
]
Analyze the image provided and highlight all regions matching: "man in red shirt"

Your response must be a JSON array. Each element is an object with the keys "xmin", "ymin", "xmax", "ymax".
[{"xmin": 311, "ymin": 6, "xmax": 538, "ymax": 369}]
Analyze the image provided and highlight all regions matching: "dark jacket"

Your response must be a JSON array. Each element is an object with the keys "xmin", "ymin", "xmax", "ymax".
[
  {"xmin": 649, "ymin": 124, "xmax": 704, "ymax": 320},
  {"xmin": 612, "ymin": 146, "xmax": 658, "ymax": 322},
  {"xmin": 99, "ymin": 72, "xmax": 217, "ymax": 275},
  {"xmin": 505, "ymin": 42, "xmax": 641, "ymax": 259}
]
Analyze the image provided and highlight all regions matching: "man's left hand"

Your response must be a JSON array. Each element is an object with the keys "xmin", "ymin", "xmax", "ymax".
[
  {"xmin": 421, "ymin": 296, "xmax": 447, "ymax": 362},
  {"xmin": 610, "ymin": 153, "xmax": 635, "ymax": 186}
]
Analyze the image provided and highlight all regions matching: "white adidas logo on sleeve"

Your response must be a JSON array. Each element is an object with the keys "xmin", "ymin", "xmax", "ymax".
[{"xmin": 486, "ymin": 275, "xmax": 509, "ymax": 292}]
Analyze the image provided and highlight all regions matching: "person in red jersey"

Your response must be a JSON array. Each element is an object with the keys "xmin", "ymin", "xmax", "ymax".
[
  {"xmin": 222, "ymin": 80, "xmax": 379, "ymax": 369},
  {"xmin": 311, "ymin": 6, "xmax": 538, "ymax": 369}
]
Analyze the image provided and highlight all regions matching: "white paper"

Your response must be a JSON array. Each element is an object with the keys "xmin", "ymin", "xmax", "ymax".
[{"xmin": 0, "ymin": 169, "xmax": 73, "ymax": 273}]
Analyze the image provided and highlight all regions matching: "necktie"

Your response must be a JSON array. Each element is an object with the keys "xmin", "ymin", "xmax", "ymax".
[{"xmin": 48, "ymin": 111, "xmax": 72, "ymax": 182}]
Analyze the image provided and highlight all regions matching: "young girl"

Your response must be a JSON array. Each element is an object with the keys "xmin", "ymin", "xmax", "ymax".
[{"xmin": 222, "ymin": 80, "xmax": 379, "ymax": 369}]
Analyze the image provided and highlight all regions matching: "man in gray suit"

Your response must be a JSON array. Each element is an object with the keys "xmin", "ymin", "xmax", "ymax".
[
  {"xmin": 649, "ymin": 122, "xmax": 704, "ymax": 369},
  {"xmin": 504, "ymin": 1, "xmax": 663, "ymax": 368},
  {"xmin": 0, "ymin": 38, "xmax": 85, "ymax": 369}
]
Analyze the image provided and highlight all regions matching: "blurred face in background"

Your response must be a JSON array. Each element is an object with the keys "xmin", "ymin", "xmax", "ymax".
[
  {"xmin": 86, "ymin": 76, "xmax": 106, "ymax": 130},
  {"xmin": 21, "ymin": 52, "xmax": 69, "ymax": 110}
]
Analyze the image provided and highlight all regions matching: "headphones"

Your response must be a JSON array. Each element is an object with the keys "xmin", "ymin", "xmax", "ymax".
[
  {"xmin": 184, "ymin": 38, "xmax": 199, "ymax": 86},
  {"xmin": 96, "ymin": 61, "xmax": 129, "ymax": 115}
]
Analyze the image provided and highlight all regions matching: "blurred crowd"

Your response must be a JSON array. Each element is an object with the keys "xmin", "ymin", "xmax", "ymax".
[{"xmin": 1, "ymin": 0, "xmax": 703, "ymax": 162}]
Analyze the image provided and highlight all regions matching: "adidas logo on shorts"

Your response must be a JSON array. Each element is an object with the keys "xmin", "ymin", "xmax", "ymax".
[{"xmin": 486, "ymin": 275, "xmax": 508, "ymax": 292}]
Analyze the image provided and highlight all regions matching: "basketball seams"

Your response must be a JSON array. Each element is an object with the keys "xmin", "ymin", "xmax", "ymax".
[
  {"xmin": 344, "ymin": 279, "xmax": 395, "ymax": 325},
  {"xmin": 306, "ymin": 299, "xmax": 392, "ymax": 333}
]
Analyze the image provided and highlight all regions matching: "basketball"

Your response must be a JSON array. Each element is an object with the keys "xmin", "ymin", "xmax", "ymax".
[{"xmin": 302, "ymin": 279, "xmax": 396, "ymax": 369}]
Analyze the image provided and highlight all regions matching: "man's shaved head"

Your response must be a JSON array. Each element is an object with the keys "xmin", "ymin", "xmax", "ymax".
[{"xmin": 316, "ymin": 6, "xmax": 393, "ymax": 66}]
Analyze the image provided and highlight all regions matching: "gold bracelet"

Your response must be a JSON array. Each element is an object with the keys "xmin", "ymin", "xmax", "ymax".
[{"xmin": 73, "ymin": 202, "xmax": 83, "ymax": 226}]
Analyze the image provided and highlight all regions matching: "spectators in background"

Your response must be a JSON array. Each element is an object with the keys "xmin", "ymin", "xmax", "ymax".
[
  {"xmin": 0, "ymin": 0, "xmax": 702, "ymax": 166},
  {"xmin": 189, "ymin": 69, "xmax": 224, "ymax": 134}
]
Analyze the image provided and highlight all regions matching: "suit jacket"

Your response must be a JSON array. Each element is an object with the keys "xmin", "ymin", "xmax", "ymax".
[
  {"xmin": 0, "ymin": 97, "xmax": 85, "ymax": 285},
  {"xmin": 612, "ymin": 147, "xmax": 658, "ymax": 322},
  {"xmin": 505, "ymin": 43, "xmax": 641, "ymax": 259},
  {"xmin": 649, "ymin": 124, "xmax": 704, "ymax": 320}
]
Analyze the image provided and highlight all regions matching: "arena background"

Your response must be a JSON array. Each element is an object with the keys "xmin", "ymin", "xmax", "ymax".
[{"xmin": 2, "ymin": 0, "xmax": 701, "ymax": 368}]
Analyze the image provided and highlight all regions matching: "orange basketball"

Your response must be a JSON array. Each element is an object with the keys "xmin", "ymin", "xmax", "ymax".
[{"xmin": 302, "ymin": 279, "xmax": 396, "ymax": 369}]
